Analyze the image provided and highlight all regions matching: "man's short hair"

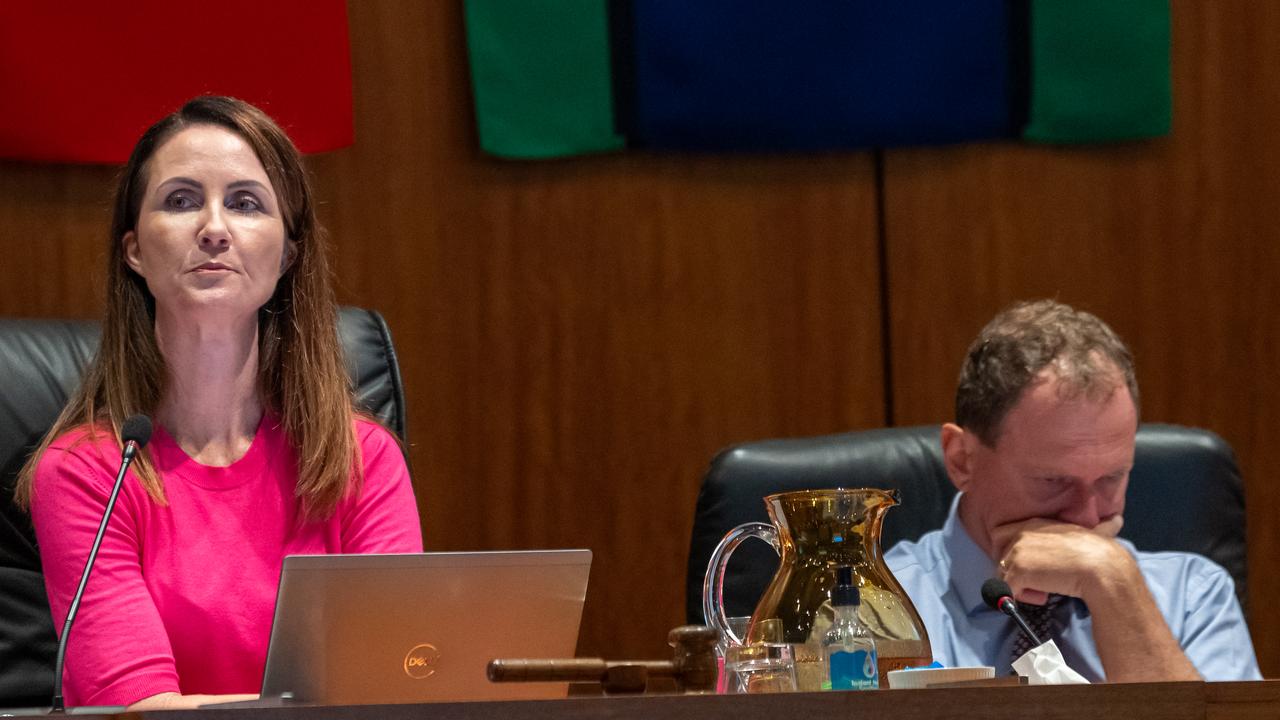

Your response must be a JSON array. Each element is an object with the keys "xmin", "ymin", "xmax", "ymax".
[{"xmin": 955, "ymin": 300, "xmax": 1139, "ymax": 447}]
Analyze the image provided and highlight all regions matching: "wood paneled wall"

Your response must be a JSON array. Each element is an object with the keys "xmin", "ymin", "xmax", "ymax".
[
  {"xmin": 0, "ymin": 0, "xmax": 1275, "ymax": 677},
  {"xmin": 311, "ymin": 0, "xmax": 888, "ymax": 660}
]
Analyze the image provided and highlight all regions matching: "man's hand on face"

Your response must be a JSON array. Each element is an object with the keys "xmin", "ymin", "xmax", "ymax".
[{"xmin": 991, "ymin": 515, "xmax": 1134, "ymax": 606}]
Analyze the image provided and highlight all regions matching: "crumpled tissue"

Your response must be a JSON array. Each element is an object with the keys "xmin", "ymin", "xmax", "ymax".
[{"xmin": 1012, "ymin": 640, "xmax": 1089, "ymax": 685}]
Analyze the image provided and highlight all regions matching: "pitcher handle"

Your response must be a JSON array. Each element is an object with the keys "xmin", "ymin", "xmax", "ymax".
[{"xmin": 702, "ymin": 522, "xmax": 780, "ymax": 647}]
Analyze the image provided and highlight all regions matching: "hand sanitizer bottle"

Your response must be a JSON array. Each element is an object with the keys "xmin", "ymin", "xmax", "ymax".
[{"xmin": 822, "ymin": 566, "xmax": 879, "ymax": 690}]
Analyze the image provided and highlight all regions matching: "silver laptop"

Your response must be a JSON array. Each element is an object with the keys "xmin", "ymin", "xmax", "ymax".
[{"xmin": 260, "ymin": 550, "xmax": 592, "ymax": 705}]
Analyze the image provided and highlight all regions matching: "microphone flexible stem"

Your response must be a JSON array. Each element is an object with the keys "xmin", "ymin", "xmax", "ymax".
[
  {"xmin": 50, "ymin": 441, "xmax": 139, "ymax": 713},
  {"xmin": 999, "ymin": 601, "xmax": 1043, "ymax": 647}
]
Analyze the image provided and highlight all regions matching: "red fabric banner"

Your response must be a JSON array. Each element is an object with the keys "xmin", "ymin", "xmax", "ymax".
[{"xmin": 0, "ymin": 1, "xmax": 353, "ymax": 163}]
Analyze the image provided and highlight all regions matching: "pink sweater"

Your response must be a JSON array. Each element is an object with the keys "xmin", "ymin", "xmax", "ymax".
[{"xmin": 30, "ymin": 415, "xmax": 423, "ymax": 707}]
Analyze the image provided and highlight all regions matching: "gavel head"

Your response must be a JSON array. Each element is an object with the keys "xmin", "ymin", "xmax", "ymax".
[{"xmin": 668, "ymin": 625, "xmax": 719, "ymax": 693}]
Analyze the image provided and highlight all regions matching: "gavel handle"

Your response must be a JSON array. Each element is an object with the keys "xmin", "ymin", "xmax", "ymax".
[
  {"xmin": 487, "ymin": 659, "xmax": 677, "ymax": 683},
  {"xmin": 488, "ymin": 626, "xmax": 718, "ymax": 695},
  {"xmin": 488, "ymin": 659, "xmax": 608, "ymax": 682}
]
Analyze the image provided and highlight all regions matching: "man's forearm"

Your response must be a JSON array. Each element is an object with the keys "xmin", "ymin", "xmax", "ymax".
[{"xmin": 1086, "ymin": 561, "xmax": 1200, "ymax": 682}]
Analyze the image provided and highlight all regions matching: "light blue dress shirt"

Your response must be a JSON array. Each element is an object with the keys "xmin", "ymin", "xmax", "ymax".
[{"xmin": 884, "ymin": 494, "xmax": 1261, "ymax": 681}]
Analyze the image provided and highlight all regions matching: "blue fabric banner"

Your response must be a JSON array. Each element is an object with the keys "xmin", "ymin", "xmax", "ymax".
[{"xmin": 628, "ymin": 0, "xmax": 1015, "ymax": 151}]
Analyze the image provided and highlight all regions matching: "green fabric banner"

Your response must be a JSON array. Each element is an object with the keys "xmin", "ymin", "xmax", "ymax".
[
  {"xmin": 1023, "ymin": 0, "xmax": 1172, "ymax": 143},
  {"xmin": 463, "ymin": 0, "xmax": 624, "ymax": 159}
]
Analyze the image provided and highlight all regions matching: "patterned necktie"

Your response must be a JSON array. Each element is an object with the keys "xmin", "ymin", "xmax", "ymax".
[{"xmin": 1011, "ymin": 594, "xmax": 1065, "ymax": 664}]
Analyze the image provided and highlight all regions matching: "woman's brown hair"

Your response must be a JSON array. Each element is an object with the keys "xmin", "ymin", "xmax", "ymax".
[{"xmin": 16, "ymin": 95, "xmax": 359, "ymax": 518}]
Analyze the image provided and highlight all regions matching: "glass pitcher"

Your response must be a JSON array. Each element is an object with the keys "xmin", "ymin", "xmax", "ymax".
[{"xmin": 703, "ymin": 488, "xmax": 932, "ymax": 690}]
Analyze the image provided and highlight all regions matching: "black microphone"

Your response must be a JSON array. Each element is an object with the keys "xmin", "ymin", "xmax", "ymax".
[
  {"xmin": 50, "ymin": 414, "xmax": 153, "ymax": 713},
  {"xmin": 981, "ymin": 577, "xmax": 1043, "ymax": 649}
]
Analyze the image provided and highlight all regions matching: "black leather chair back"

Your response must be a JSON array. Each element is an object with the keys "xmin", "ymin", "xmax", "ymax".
[
  {"xmin": 0, "ymin": 306, "xmax": 406, "ymax": 708},
  {"xmin": 685, "ymin": 424, "xmax": 1247, "ymax": 624}
]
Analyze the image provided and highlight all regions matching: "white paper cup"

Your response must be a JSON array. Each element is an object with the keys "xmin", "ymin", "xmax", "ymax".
[{"xmin": 886, "ymin": 666, "xmax": 995, "ymax": 689}]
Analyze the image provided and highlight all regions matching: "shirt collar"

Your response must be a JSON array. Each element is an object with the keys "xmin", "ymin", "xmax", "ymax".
[{"xmin": 940, "ymin": 492, "xmax": 1001, "ymax": 615}]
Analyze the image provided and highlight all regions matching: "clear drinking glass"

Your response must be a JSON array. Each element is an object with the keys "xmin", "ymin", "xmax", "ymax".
[
  {"xmin": 719, "ymin": 616, "xmax": 753, "ymax": 655},
  {"xmin": 724, "ymin": 643, "xmax": 798, "ymax": 694},
  {"xmin": 716, "ymin": 616, "xmax": 753, "ymax": 693}
]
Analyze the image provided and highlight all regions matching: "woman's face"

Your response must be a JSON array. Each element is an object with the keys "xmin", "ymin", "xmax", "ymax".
[{"xmin": 123, "ymin": 124, "xmax": 289, "ymax": 320}]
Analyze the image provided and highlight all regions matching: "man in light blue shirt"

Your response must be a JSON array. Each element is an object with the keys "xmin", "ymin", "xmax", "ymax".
[{"xmin": 886, "ymin": 300, "xmax": 1260, "ymax": 682}]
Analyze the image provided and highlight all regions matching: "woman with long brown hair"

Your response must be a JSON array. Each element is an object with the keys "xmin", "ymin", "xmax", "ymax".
[{"xmin": 16, "ymin": 96, "xmax": 422, "ymax": 710}]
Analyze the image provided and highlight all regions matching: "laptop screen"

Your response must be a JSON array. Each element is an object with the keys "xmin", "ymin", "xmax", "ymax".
[{"xmin": 260, "ymin": 550, "xmax": 592, "ymax": 705}]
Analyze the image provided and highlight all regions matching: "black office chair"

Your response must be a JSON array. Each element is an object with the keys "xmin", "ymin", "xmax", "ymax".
[
  {"xmin": 685, "ymin": 424, "xmax": 1248, "ymax": 624},
  {"xmin": 0, "ymin": 306, "xmax": 407, "ymax": 708}
]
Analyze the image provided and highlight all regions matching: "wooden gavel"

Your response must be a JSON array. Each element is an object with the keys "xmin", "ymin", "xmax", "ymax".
[{"xmin": 487, "ymin": 625, "xmax": 719, "ymax": 694}]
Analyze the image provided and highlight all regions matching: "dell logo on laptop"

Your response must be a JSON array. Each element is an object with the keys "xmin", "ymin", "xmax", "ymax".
[{"xmin": 404, "ymin": 643, "xmax": 441, "ymax": 679}]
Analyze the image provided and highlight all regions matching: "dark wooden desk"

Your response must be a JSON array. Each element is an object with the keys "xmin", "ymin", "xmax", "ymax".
[
  {"xmin": 1206, "ymin": 681, "xmax": 1280, "ymax": 720},
  {"xmin": 42, "ymin": 681, "xmax": 1280, "ymax": 720}
]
